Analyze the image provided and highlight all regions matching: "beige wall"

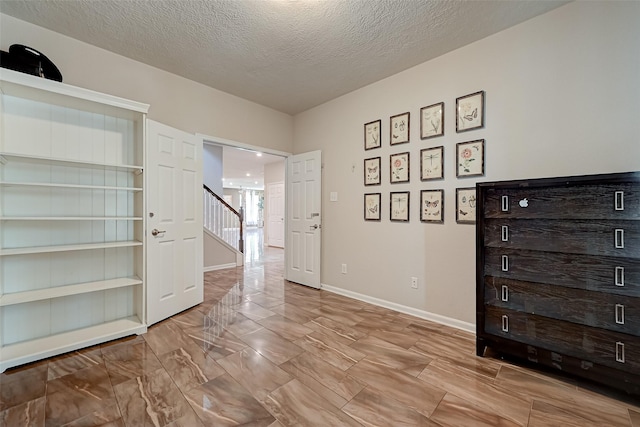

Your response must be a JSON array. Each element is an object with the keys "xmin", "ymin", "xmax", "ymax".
[
  {"xmin": 293, "ymin": 1, "xmax": 640, "ymax": 325},
  {"xmin": 3, "ymin": 2, "xmax": 639, "ymax": 327},
  {"xmin": 204, "ymin": 231, "xmax": 237, "ymax": 271},
  {"xmin": 265, "ymin": 160, "xmax": 286, "ymax": 184},
  {"xmin": 0, "ymin": 14, "xmax": 293, "ymax": 153}
]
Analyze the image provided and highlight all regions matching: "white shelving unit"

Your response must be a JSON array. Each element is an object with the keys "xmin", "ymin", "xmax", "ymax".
[{"xmin": 0, "ymin": 68, "xmax": 149, "ymax": 372}]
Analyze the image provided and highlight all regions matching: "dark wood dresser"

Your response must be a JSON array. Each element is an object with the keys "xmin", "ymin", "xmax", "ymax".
[{"xmin": 476, "ymin": 171, "xmax": 640, "ymax": 395}]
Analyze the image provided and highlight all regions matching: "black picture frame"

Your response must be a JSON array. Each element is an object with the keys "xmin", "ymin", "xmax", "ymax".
[
  {"xmin": 420, "ymin": 146, "xmax": 444, "ymax": 181},
  {"xmin": 390, "ymin": 152, "xmax": 410, "ymax": 183},
  {"xmin": 364, "ymin": 157, "xmax": 381, "ymax": 186},
  {"xmin": 390, "ymin": 191, "xmax": 410, "ymax": 222},
  {"xmin": 420, "ymin": 189, "xmax": 444, "ymax": 223},
  {"xmin": 456, "ymin": 187, "xmax": 477, "ymax": 224},
  {"xmin": 364, "ymin": 193, "xmax": 382, "ymax": 221},
  {"xmin": 456, "ymin": 91, "xmax": 485, "ymax": 133},
  {"xmin": 420, "ymin": 102, "xmax": 444, "ymax": 139},
  {"xmin": 390, "ymin": 112, "xmax": 410, "ymax": 145},
  {"xmin": 456, "ymin": 139, "xmax": 485, "ymax": 178},
  {"xmin": 364, "ymin": 119, "xmax": 381, "ymax": 150}
]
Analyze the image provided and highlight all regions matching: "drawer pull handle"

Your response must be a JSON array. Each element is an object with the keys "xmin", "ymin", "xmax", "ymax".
[
  {"xmin": 501, "ymin": 255, "xmax": 509, "ymax": 272},
  {"xmin": 615, "ymin": 266, "xmax": 625, "ymax": 287},
  {"xmin": 616, "ymin": 342, "xmax": 625, "ymax": 363},
  {"xmin": 501, "ymin": 315, "xmax": 509, "ymax": 332},
  {"xmin": 615, "ymin": 191, "xmax": 624, "ymax": 211},
  {"xmin": 615, "ymin": 304, "xmax": 625, "ymax": 325},
  {"xmin": 501, "ymin": 226, "xmax": 509, "ymax": 242},
  {"xmin": 615, "ymin": 229, "xmax": 624, "ymax": 249},
  {"xmin": 501, "ymin": 195, "xmax": 509, "ymax": 212},
  {"xmin": 501, "ymin": 285, "xmax": 509, "ymax": 302}
]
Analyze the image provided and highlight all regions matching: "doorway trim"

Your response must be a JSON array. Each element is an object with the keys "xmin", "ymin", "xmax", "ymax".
[{"xmin": 198, "ymin": 134, "xmax": 291, "ymax": 159}]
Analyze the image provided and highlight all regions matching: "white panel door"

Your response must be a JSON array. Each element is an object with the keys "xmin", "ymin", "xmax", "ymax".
[
  {"xmin": 147, "ymin": 120, "xmax": 203, "ymax": 325},
  {"xmin": 267, "ymin": 181, "xmax": 285, "ymax": 248},
  {"xmin": 285, "ymin": 151, "xmax": 321, "ymax": 289}
]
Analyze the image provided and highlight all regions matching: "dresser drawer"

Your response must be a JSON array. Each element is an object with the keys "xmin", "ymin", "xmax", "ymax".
[
  {"xmin": 477, "ymin": 337, "xmax": 640, "ymax": 395},
  {"xmin": 484, "ymin": 306, "xmax": 640, "ymax": 373},
  {"xmin": 483, "ymin": 183, "xmax": 640, "ymax": 219},
  {"xmin": 484, "ymin": 219, "xmax": 640, "ymax": 257},
  {"xmin": 484, "ymin": 247, "xmax": 640, "ymax": 297},
  {"xmin": 484, "ymin": 277, "xmax": 640, "ymax": 336}
]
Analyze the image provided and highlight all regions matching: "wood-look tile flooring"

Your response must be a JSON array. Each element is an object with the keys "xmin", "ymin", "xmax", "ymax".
[{"xmin": 2, "ymin": 247, "xmax": 639, "ymax": 426}]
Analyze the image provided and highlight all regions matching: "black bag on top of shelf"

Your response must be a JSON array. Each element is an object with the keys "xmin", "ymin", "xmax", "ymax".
[{"xmin": 0, "ymin": 44, "xmax": 62, "ymax": 82}]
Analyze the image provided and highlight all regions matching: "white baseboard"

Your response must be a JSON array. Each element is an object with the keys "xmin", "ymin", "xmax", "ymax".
[
  {"xmin": 204, "ymin": 262, "xmax": 237, "ymax": 272},
  {"xmin": 320, "ymin": 283, "xmax": 475, "ymax": 334}
]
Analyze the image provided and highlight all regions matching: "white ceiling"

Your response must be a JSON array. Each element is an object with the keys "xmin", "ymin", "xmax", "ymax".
[
  {"xmin": 1, "ymin": 0, "xmax": 568, "ymax": 190},
  {"xmin": 220, "ymin": 145, "xmax": 284, "ymax": 191},
  {"xmin": 0, "ymin": 0, "xmax": 568, "ymax": 115}
]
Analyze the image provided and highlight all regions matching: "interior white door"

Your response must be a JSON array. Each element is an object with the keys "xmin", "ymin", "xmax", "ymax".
[
  {"xmin": 146, "ymin": 120, "xmax": 203, "ymax": 325},
  {"xmin": 267, "ymin": 181, "xmax": 285, "ymax": 248},
  {"xmin": 285, "ymin": 151, "xmax": 321, "ymax": 289}
]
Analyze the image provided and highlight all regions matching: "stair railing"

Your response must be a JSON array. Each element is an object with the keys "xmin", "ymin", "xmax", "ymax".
[{"xmin": 203, "ymin": 185, "xmax": 244, "ymax": 253}]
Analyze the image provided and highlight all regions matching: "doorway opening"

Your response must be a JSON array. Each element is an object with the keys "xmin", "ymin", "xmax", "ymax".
[{"xmin": 202, "ymin": 138, "xmax": 288, "ymax": 270}]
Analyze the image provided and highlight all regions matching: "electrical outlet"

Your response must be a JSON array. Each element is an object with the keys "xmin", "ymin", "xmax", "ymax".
[
  {"xmin": 411, "ymin": 277, "xmax": 418, "ymax": 289},
  {"xmin": 341, "ymin": 264, "xmax": 347, "ymax": 274}
]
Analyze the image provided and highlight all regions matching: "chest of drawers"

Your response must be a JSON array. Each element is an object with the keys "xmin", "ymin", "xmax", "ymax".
[{"xmin": 476, "ymin": 172, "xmax": 640, "ymax": 395}]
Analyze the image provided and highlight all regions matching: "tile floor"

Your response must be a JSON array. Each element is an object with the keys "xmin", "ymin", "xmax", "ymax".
[{"xmin": 1, "ymin": 245, "xmax": 639, "ymax": 426}]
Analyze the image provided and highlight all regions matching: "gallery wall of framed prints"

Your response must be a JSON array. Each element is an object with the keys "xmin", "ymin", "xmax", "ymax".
[{"xmin": 362, "ymin": 90, "xmax": 486, "ymax": 224}]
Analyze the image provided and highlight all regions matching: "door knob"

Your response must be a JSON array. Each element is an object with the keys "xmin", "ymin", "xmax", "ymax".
[
  {"xmin": 151, "ymin": 229, "xmax": 166, "ymax": 236},
  {"xmin": 310, "ymin": 224, "xmax": 320, "ymax": 230}
]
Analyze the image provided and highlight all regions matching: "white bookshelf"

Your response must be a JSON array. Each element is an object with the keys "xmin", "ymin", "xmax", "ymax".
[
  {"xmin": 0, "ymin": 182, "xmax": 143, "ymax": 191},
  {"xmin": 0, "ymin": 277, "xmax": 143, "ymax": 306},
  {"xmin": 0, "ymin": 68, "xmax": 149, "ymax": 372},
  {"xmin": 0, "ymin": 241, "xmax": 143, "ymax": 256},
  {"xmin": 0, "ymin": 317, "xmax": 144, "ymax": 369},
  {"xmin": 0, "ymin": 152, "xmax": 144, "ymax": 172}
]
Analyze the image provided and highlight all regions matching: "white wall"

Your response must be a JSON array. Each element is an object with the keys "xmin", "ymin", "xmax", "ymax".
[
  {"xmin": 293, "ymin": 2, "xmax": 640, "ymax": 326},
  {"xmin": 223, "ymin": 188, "xmax": 242, "ymax": 212},
  {"xmin": 0, "ymin": 14, "xmax": 293, "ymax": 153},
  {"xmin": 203, "ymin": 144, "xmax": 224, "ymax": 195}
]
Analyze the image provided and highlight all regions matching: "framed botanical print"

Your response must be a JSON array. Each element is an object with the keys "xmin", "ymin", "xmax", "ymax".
[
  {"xmin": 420, "ymin": 102, "xmax": 444, "ymax": 139},
  {"xmin": 364, "ymin": 119, "xmax": 381, "ymax": 150},
  {"xmin": 456, "ymin": 187, "xmax": 476, "ymax": 224},
  {"xmin": 456, "ymin": 91, "xmax": 485, "ymax": 132},
  {"xmin": 456, "ymin": 139, "xmax": 485, "ymax": 177},
  {"xmin": 420, "ymin": 146, "xmax": 444, "ymax": 181},
  {"xmin": 420, "ymin": 189, "xmax": 444, "ymax": 223},
  {"xmin": 390, "ymin": 112, "xmax": 410, "ymax": 145},
  {"xmin": 364, "ymin": 157, "xmax": 381, "ymax": 186},
  {"xmin": 390, "ymin": 191, "xmax": 410, "ymax": 222},
  {"xmin": 390, "ymin": 152, "xmax": 410, "ymax": 183},
  {"xmin": 364, "ymin": 193, "xmax": 381, "ymax": 221}
]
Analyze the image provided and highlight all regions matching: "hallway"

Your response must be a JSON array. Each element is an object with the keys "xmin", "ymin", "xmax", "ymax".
[{"xmin": 243, "ymin": 226, "xmax": 276, "ymax": 266}]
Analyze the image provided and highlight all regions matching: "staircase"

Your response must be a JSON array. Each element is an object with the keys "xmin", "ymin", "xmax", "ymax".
[{"xmin": 203, "ymin": 185, "xmax": 244, "ymax": 269}]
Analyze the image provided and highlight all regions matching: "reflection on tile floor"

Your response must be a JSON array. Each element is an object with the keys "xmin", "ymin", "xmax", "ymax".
[{"xmin": 1, "ymin": 244, "xmax": 639, "ymax": 426}]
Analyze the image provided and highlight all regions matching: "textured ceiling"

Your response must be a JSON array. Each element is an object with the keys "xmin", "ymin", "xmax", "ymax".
[{"xmin": 0, "ymin": 0, "xmax": 568, "ymax": 115}]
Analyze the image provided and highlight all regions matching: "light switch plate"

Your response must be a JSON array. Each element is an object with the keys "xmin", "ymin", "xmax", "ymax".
[{"xmin": 330, "ymin": 192, "xmax": 338, "ymax": 202}]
